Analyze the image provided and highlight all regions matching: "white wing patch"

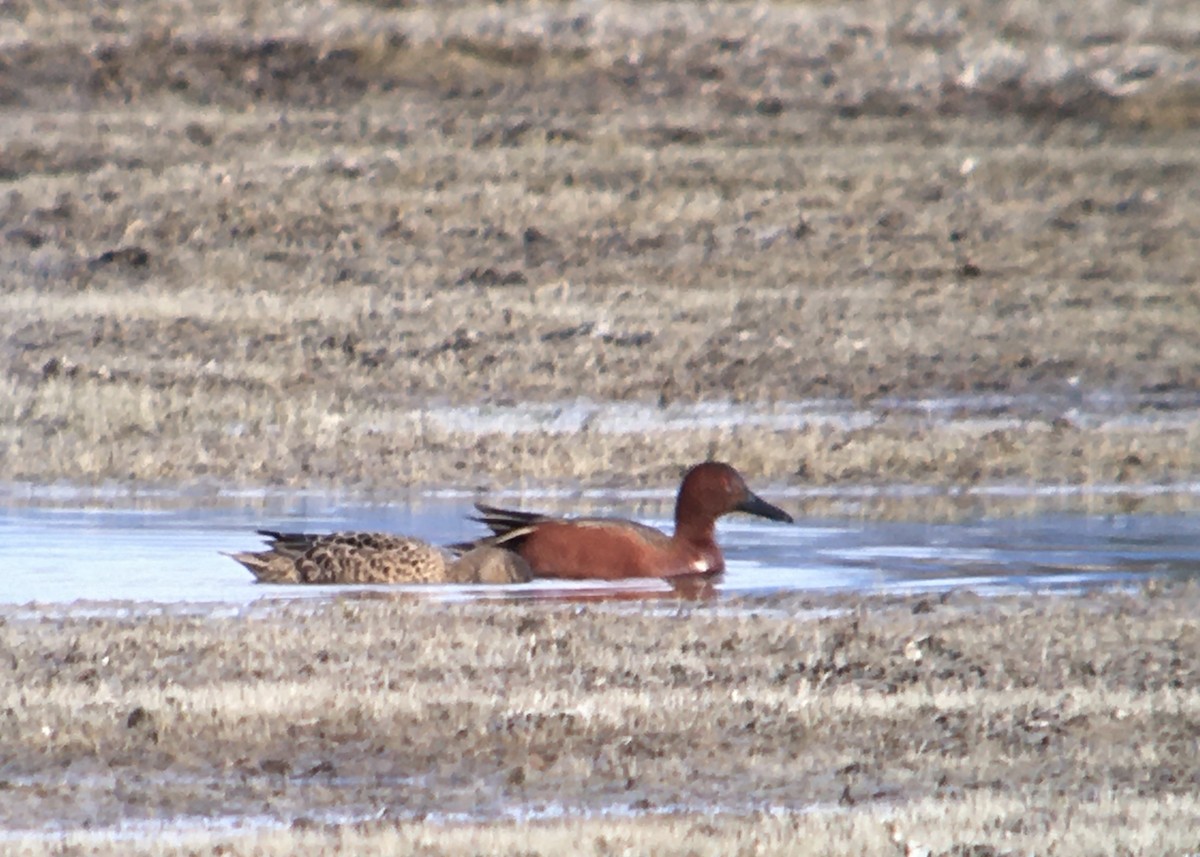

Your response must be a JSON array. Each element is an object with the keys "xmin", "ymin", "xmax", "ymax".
[{"xmin": 691, "ymin": 558, "xmax": 711, "ymax": 573}]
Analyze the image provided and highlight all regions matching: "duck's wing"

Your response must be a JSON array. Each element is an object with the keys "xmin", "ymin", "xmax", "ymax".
[
  {"xmin": 561, "ymin": 516, "xmax": 673, "ymax": 546},
  {"xmin": 450, "ymin": 504, "xmax": 674, "ymax": 561},
  {"xmin": 297, "ymin": 536, "xmax": 450, "ymax": 584},
  {"xmin": 447, "ymin": 503, "xmax": 551, "ymax": 552},
  {"xmin": 496, "ymin": 516, "xmax": 684, "ymax": 579},
  {"xmin": 469, "ymin": 504, "xmax": 553, "ymax": 534},
  {"xmin": 256, "ymin": 529, "xmax": 418, "ymax": 554}
]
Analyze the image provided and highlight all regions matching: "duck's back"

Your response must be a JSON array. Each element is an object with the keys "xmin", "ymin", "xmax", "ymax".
[
  {"xmin": 238, "ymin": 531, "xmax": 450, "ymax": 584},
  {"xmin": 296, "ymin": 533, "xmax": 449, "ymax": 584}
]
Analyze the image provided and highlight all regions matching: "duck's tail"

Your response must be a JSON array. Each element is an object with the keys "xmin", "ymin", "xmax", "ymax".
[
  {"xmin": 253, "ymin": 529, "xmax": 320, "ymax": 553},
  {"xmin": 221, "ymin": 549, "xmax": 300, "ymax": 584},
  {"xmin": 447, "ymin": 503, "xmax": 546, "ymax": 553}
]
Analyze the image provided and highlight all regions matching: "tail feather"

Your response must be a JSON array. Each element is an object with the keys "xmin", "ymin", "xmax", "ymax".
[
  {"xmin": 449, "ymin": 503, "xmax": 549, "ymax": 554},
  {"xmin": 256, "ymin": 529, "xmax": 320, "ymax": 550},
  {"xmin": 222, "ymin": 550, "xmax": 301, "ymax": 584},
  {"xmin": 469, "ymin": 503, "xmax": 549, "ymax": 534},
  {"xmin": 226, "ymin": 530, "xmax": 318, "ymax": 582},
  {"xmin": 448, "ymin": 527, "xmax": 538, "ymax": 554}
]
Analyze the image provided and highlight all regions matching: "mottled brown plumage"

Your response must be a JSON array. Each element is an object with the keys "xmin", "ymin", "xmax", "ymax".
[{"xmin": 226, "ymin": 530, "xmax": 532, "ymax": 585}]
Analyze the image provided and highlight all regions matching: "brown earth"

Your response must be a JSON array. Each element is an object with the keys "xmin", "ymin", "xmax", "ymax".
[
  {"xmin": 3, "ymin": 7, "xmax": 1199, "ymax": 854},
  {"xmin": 1, "ymin": 1, "xmax": 1199, "ymax": 496},
  {"xmin": 2, "ymin": 583, "xmax": 1198, "ymax": 854}
]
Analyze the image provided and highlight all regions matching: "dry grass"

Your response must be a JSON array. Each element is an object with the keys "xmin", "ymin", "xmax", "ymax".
[
  {"xmin": 4, "ymin": 370, "xmax": 1198, "ymax": 492},
  {"xmin": 1, "ymin": 584, "xmax": 1198, "ymax": 853},
  {"xmin": 2, "ymin": 0, "xmax": 1200, "ymax": 495},
  {"xmin": 12, "ymin": 796, "xmax": 1200, "ymax": 856}
]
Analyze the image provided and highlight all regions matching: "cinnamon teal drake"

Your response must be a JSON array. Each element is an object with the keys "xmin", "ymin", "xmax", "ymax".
[
  {"xmin": 227, "ymin": 530, "xmax": 533, "ymax": 585},
  {"xmin": 453, "ymin": 461, "xmax": 792, "ymax": 580}
]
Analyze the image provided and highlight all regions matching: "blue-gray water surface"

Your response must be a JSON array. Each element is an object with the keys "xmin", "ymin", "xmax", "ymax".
[{"xmin": 2, "ymin": 492, "xmax": 1198, "ymax": 606}]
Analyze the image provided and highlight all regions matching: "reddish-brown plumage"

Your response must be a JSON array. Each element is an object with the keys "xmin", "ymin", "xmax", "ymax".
[{"xmin": 458, "ymin": 462, "xmax": 793, "ymax": 580}]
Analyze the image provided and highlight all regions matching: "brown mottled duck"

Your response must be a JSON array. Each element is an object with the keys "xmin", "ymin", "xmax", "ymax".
[{"xmin": 226, "ymin": 530, "xmax": 532, "ymax": 585}]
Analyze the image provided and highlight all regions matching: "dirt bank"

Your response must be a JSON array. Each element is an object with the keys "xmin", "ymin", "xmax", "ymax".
[
  {"xmin": 2, "ymin": 583, "xmax": 1197, "ymax": 854},
  {"xmin": 2, "ymin": 1, "xmax": 1200, "ymax": 494}
]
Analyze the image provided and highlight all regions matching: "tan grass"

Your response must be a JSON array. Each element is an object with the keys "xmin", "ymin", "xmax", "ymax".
[
  {"xmin": 4, "ymin": 364, "xmax": 1198, "ymax": 496},
  {"xmin": 1, "ymin": 586, "xmax": 1197, "ymax": 853},
  {"xmin": 10, "ymin": 794, "xmax": 1200, "ymax": 856},
  {"xmin": 3, "ymin": 0, "xmax": 1200, "ymax": 495}
]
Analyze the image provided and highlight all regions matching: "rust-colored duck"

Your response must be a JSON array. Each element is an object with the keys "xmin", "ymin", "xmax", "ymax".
[
  {"xmin": 227, "ymin": 530, "xmax": 532, "ymax": 585},
  {"xmin": 454, "ymin": 461, "xmax": 793, "ymax": 580}
]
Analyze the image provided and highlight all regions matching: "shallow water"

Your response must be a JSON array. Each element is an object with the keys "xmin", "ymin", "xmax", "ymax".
[
  {"xmin": 2, "ymin": 490, "xmax": 1198, "ymax": 606},
  {"xmin": 421, "ymin": 390, "xmax": 1200, "ymax": 435}
]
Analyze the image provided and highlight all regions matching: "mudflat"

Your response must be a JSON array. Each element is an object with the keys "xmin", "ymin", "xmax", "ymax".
[
  {"xmin": 3, "ymin": 4, "xmax": 1200, "ymax": 853},
  {"xmin": 3, "ymin": 583, "xmax": 1198, "ymax": 855},
  {"xmin": 1, "ymin": 0, "xmax": 1199, "ymax": 496}
]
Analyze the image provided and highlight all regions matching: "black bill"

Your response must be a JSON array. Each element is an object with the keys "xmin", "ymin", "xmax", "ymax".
[{"xmin": 735, "ymin": 492, "xmax": 794, "ymax": 524}]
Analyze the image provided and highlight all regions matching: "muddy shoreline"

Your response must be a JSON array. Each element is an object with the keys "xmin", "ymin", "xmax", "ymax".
[
  {"xmin": 2, "ymin": 1, "xmax": 1200, "ymax": 494},
  {"xmin": 4, "ymin": 3, "xmax": 1200, "ymax": 851},
  {"xmin": 3, "ymin": 583, "xmax": 1198, "ymax": 854}
]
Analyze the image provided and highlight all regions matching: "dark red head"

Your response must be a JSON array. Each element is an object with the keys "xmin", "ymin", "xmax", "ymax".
[{"xmin": 674, "ymin": 462, "xmax": 793, "ymax": 540}]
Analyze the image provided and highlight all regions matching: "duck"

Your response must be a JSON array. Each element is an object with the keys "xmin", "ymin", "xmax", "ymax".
[
  {"xmin": 226, "ymin": 530, "xmax": 533, "ymax": 585},
  {"xmin": 453, "ymin": 461, "xmax": 792, "ymax": 580}
]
